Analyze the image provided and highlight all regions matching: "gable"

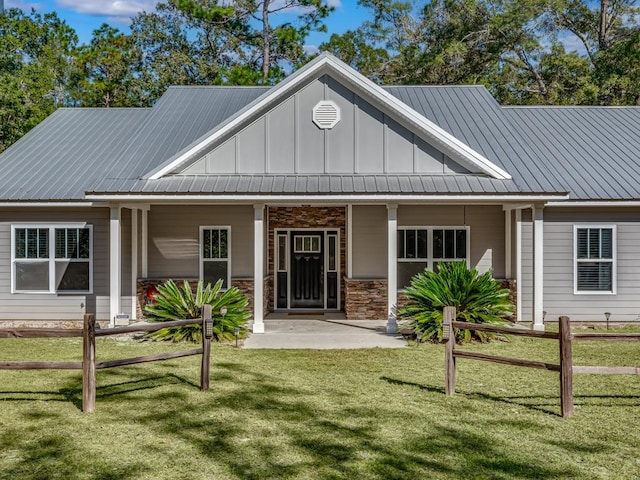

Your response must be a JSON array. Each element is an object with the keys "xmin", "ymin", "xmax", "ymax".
[{"xmin": 180, "ymin": 76, "xmax": 471, "ymax": 176}]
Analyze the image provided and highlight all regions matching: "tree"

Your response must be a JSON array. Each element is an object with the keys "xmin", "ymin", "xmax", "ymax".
[
  {"xmin": 0, "ymin": 8, "xmax": 77, "ymax": 152},
  {"xmin": 174, "ymin": 0, "xmax": 334, "ymax": 83},
  {"xmin": 321, "ymin": 0, "xmax": 640, "ymax": 106},
  {"xmin": 70, "ymin": 24, "xmax": 144, "ymax": 107}
]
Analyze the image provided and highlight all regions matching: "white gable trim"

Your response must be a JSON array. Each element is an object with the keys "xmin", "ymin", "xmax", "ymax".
[{"xmin": 147, "ymin": 54, "xmax": 512, "ymax": 181}]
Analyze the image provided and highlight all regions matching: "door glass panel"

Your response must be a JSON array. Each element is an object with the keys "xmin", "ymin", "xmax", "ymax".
[
  {"xmin": 328, "ymin": 236, "xmax": 336, "ymax": 271},
  {"xmin": 278, "ymin": 235, "xmax": 287, "ymax": 271}
]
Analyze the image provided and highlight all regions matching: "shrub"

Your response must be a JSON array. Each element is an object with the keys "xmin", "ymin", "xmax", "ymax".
[
  {"xmin": 398, "ymin": 261, "xmax": 513, "ymax": 343},
  {"xmin": 144, "ymin": 279, "xmax": 250, "ymax": 342}
]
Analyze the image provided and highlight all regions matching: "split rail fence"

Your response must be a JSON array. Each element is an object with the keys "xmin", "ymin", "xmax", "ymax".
[
  {"xmin": 442, "ymin": 306, "xmax": 640, "ymax": 418},
  {"xmin": 0, "ymin": 305, "xmax": 214, "ymax": 413}
]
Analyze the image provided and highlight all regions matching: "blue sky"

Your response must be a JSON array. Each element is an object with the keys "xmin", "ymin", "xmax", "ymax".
[{"xmin": 4, "ymin": 0, "xmax": 368, "ymax": 49}]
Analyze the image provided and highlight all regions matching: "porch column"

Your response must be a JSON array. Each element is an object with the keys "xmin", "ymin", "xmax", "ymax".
[
  {"xmin": 253, "ymin": 204, "xmax": 265, "ymax": 334},
  {"xmin": 109, "ymin": 205, "xmax": 121, "ymax": 328},
  {"xmin": 131, "ymin": 208, "xmax": 138, "ymax": 320},
  {"xmin": 347, "ymin": 204, "xmax": 353, "ymax": 278},
  {"xmin": 141, "ymin": 207, "xmax": 148, "ymax": 278},
  {"xmin": 386, "ymin": 204, "xmax": 398, "ymax": 334},
  {"xmin": 515, "ymin": 209, "xmax": 522, "ymax": 322},
  {"xmin": 532, "ymin": 205, "xmax": 544, "ymax": 330},
  {"xmin": 505, "ymin": 209, "xmax": 512, "ymax": 279}
]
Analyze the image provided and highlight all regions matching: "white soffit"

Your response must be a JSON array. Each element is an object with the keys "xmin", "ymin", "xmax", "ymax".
[{"xmin": 147, "ymin": 53, "xmax": 512, "ymax": 181}]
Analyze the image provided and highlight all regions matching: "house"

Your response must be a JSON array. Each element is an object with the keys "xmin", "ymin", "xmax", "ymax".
[{"xmin": 1, "ymin": 53, "xmax": 639, "ymax": 333}]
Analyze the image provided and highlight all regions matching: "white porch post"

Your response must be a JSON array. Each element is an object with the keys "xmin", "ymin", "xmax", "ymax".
[
  {"xmin": 386, "ymin": 204, "xmax": 398, "ymax": 334},
  {"xmin": 109, "ymin": 205, "xmax": 121, "ymax": 328},
  {"xmin": 532, "ymin": 205, "xmax": 544, "ymax": 330},
  {"xmin": 141, "ymin": 208, "xmax": 148, "ymax": 278},
  {"xmin": 253, "ymin": 204, "xmax": 265, "ymax": 334},
  {"xmin": 515, "ymin": 209, "xmax": 522, "ymax": 323},
  {"xmin": 505, "ymin": 209, "xmax": 512, "ymax": 279},
  {"xmin": 131, "ymin": 208, "xmax": 138, "ymax": 320},
  {"xmin": 347, "ymin": 204, "xmax": 353, "ymax": 279}
]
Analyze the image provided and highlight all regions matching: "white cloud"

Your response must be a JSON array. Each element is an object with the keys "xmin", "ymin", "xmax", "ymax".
[
  {"xmin": 326, "ymin": 0, "xmax": 341, "ymax": 8},
  {"xmin": 54, "ymin": 0, "xmax": 156, "ymax": 17},
  {"xmin": 303, "ymin": 44, "xmax": 319, "ymax": 55}
]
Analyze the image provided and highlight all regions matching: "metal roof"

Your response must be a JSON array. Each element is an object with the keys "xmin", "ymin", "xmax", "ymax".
[
  {"xmin": 87, "ymin": 174, "xmax": 524, "ymax": 196},
  {"xmin": 0, "ymin": 108, "xmax": 150, "ymax": 201},
  {"xmin": 504, "ymin": 106, "xmax": 640, "ymax": 200},
  {"xmin": 3, "ymin": 74, "xmax": 639, "ymax": 201}
]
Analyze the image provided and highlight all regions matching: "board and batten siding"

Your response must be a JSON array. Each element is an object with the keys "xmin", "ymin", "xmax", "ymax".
[
  {"xmin": 180, "ymin": 76, "xmax": 473, "ymax": 176},
  {"xmin": 147, "ymin": 205, "xmax": 254, "ymax": 279},
  {"xmin": 521, "ymin": 208, "xmax": 640, "ymax": 322},
  {"xmin": 0, "ymin": 207, "xmax": 129, "ymax": 322},
  {"xmin": 351, "ymin": 205, "xmax": 388, "ymax": 278}
]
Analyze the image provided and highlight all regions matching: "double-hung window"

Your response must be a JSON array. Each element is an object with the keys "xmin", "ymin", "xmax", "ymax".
[
  {"xmin": 397, "ymin": 227, "xmax": 469, "ymax": 289},
  {"xmin": 12, "ymin": 224, "xmax": 92, "ymax": 293},
  {"xmin": 200, "ymin": 227, "xmax": 231, "ymax": 289},
  {"xmin": 574, "ymin": 226, "xmax": 616, "ymax": 294}
]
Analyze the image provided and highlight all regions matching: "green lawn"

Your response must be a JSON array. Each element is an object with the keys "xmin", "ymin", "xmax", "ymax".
[{"xmin": 0, "ymin": 333, "xmax": 639, "ymax": 479}]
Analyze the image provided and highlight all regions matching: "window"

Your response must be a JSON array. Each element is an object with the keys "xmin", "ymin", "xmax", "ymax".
[
  {"xmin": 201, "ymin": 227, "xmax": 230, "ymax": 289},
  {"xmin": 574, "ymin": 226, "xmax": 615, "ymax": 294},
  {"xmin": 398, "ymin": 227, "xmax": 469, "ymax": 289},
  {"xmin": 294, "ymin": 235, "xmax": 321, "ymax": 253},
  {"xmin": 12, "ymin": 225, "xmax": 92, "ymax": 293}
]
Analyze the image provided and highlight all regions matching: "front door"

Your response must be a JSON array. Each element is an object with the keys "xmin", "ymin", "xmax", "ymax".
[
  {"xmin": 290, "ymin": 232, "xmax": 324, "ymax": 308},
  {"xmin": 275, "ymin": 229, "xmax": 340, "ymax": 310}
]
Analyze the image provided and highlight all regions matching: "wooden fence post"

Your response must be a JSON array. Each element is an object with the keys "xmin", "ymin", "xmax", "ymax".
[
  {"xmin": 443, "ymin": 306, "xmax": 456, "ymax": 395},
  {"xmin": 200, "ymin": 305, "xmax": 212, "ymax": 391},
  {"xmin": 82, "ymin": 314, "xmax": 96, "ymax": 413},
  {"xmin": 559, "ymin": 315, "xmax": 573, "ymax": 418}
]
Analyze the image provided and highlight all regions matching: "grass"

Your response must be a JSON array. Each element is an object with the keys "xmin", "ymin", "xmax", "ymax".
[{"xmin": 0, "ymin": 332, "xmax": 639, "ymax": 479}]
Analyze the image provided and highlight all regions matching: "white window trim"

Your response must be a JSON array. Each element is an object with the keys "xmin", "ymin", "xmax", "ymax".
[
  {"xmin": 11, "ymin": 223, "xmax": 93, "ymax": 294},
  {"xmin": 573, "ymin": 224, "xmax": 617, "ymax": 295},
  {"xmin": 397, "ymin": 226, "xmax": 470, "ymax": 291},
  {"xmin": 397, "ymin": 226, "xmax": 471, "ymax": 270},
  {"xmin": 199, "ymin": 226, "xmax": 231, "ymax": 289}
]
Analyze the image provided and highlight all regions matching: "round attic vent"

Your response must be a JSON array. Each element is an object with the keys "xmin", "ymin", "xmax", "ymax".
[{"xmin": 312, "ymin": 101, "xmax": 341, "ymax": 129}]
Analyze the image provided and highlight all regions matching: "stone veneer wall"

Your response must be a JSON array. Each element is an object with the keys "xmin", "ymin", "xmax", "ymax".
[
  {"xmin": 268, "ymin": 206, "xmax": 346, "ymax": 312},
  {"xmin": 344, "ymin": 278, "xmax": 388, "ymax": 320},
  {"xmin": 136, "ymin": 278, "xmax": 257, "ymax": 320}
]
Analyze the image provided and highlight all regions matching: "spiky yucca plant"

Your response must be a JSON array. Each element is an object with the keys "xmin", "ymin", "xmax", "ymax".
[
  {"xmin": 398, "ymin": 261, "xmax": 513, "ymax": 343},
  {"xmin": 144, "ymin": 279, "xmax": 250, "ymax": 342}
]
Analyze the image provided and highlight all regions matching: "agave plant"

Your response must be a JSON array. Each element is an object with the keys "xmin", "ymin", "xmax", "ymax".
[
  {"xmin": 398, "ymin": 261, "xmax": 513, "ymax": 343},
  {"xmin": 144, "ymin": 279, "xmax": 250, "ymax": 342}
]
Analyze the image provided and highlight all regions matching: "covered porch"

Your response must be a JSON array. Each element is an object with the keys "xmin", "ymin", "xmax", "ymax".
[{"xmin": 106, "ymin": 200, "xmax": 546, "ymax": 333}]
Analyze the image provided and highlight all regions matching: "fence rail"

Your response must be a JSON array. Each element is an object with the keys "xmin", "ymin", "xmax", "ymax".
[
  {"xmin": 443, "ymin": 309, "xmax": 640, "ymax": 418},
  {"xmin": 0, "ymin": 305, "xmax": 213, "ymax": 413}
]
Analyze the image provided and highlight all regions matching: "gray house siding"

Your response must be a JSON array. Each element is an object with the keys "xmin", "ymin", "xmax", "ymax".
[
  {"xmin": 520, "ymin": 207, "xmax": 640, "ymax": 322},
  {"xmin": 147, "ymin": 205, "xmax": 254, "ymax": 279},
  {"xmin": 181, "ymin": 76, "xmax": 472, "ymax": 177},
  {"xmin": 0, "ymin": 207, "xmax": 115, "ymax": 321}
]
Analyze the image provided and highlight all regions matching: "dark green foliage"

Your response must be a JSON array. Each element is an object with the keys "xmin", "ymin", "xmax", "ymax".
[
  {"xmin": 144, "ymin": 279, "xmax": 250, "ymax": 343},
  {"xmin": 398, "ymin": 261, "xmax": 513, "ymax": 343}
]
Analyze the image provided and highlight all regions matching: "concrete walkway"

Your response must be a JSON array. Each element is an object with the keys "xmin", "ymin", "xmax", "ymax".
[{"xmin": 243, "ymin": 314, "xmax": 407, "ymax": 349}]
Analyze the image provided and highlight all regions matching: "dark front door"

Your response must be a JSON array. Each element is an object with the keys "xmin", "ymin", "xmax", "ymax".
[{"xmin": 290, "ymin": 232, "xmax": 324, "ymax": 308}]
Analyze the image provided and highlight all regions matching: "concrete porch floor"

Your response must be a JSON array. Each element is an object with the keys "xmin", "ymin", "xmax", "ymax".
[{"xmin": 243, "ymin": 313, "xmax": 408, "ymax": 349}]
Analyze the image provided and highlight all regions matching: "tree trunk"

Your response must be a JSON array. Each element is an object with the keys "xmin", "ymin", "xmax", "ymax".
[{"xmin": 262, "ymin": 0, "xmax": 270, "ymax": 83}]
